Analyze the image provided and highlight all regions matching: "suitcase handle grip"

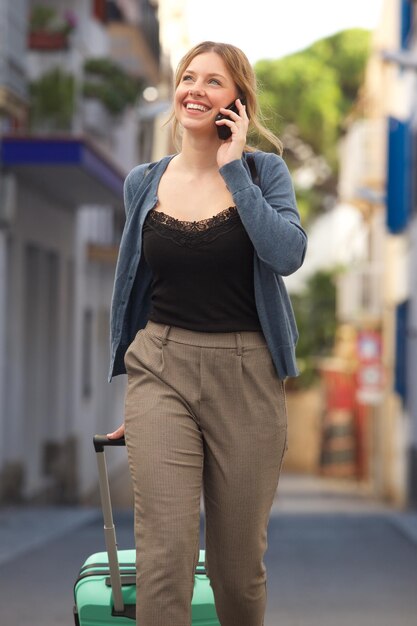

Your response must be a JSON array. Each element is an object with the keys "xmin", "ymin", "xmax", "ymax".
[{"xmin": 93, "ymin": 435, "xmax": 126, "ymax": 453}]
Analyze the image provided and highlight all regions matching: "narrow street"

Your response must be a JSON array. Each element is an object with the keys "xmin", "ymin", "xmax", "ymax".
[
  {"xmin": 266, "ymin": 474, "xmax": 417, "ymax": 626},
  {"xmin": 0, "ymin": 472, "xmax": 416, "ymax": 626},
  {"xmin": 1, "ymin": 5, "xmax": 416, "ymax": 626}
]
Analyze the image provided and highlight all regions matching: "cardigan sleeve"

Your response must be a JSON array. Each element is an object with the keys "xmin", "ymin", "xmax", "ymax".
[{"xmin": 219, "ymin": 153, "xmax": 307, "ymax": 276}]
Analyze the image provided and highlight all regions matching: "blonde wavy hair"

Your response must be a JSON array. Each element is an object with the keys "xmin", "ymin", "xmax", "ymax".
[{"xmin": 168, "ymin": 41, "xmax": 283, "ymax": 154}]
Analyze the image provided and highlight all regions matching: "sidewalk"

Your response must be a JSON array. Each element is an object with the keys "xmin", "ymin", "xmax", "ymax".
[
  {"xmin": 1, "ymin": 471, "xmax": 416, "ymax": 568},
  {"xmin": 274, "ymin": 472, "xmax": 397, "ymax": 513},
  {"xmin": 273, "ymin": 472, "xmax": 417, "ymax": 548},
  {"xmin": 0, "ymin": 505, "xmax": 100, "ymax": 567}
]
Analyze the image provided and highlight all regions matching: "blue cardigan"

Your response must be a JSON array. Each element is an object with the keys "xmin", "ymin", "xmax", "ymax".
[{"xmin": 109, "ymin": 151, "xmax": 307, "ymax": 381}]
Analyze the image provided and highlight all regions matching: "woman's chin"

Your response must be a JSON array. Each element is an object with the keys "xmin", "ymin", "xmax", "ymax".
[{"xmin": 182, "ymin": 124, "xmax": 218, "ymax": 141}]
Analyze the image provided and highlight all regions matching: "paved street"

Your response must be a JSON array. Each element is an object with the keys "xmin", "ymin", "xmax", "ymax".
[
  {"xmin": 0, "ymin": 472, "xmax": 416, "ymax": 626},
  {"xmin": 266, "ymin": 475, "xmax": 417, "ymax": 626}
]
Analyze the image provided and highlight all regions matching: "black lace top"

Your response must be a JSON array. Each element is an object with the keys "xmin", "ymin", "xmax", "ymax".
[{"xmin": 142, "ymin": 206, "xmax": 262, "ymax": 332}]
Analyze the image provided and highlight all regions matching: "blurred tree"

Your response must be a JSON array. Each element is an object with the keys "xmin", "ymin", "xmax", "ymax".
[
  {"xmin": 254, "ymin": 28, "xmax": 371, "ymax": 223},
  {"xmin": 308, "ymin": 29, "xmax": 372, "ymax": 112},
  {"xmin": 253, "ymin": 32, "xmax": 371, "ymax": 389},
  {"xmin": 255, "ymin": 28, "xmax": 370, "ymax": 157},
  {"xmin": 290, "ymin": 269, "xmax": 339, "ymax": 388},
  {"xmin": 256, "ymin": 53, "xmax": 341, "ymax": 163}
]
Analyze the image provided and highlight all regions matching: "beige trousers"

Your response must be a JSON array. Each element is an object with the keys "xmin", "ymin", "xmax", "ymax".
[{"xmin": 124, "ymin": 320, "xmax": 288, "ymax": 626}]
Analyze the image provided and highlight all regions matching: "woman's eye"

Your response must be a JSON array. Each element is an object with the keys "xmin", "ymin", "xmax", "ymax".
[
  {"xmin": 209, "ymin": 78, "xmax": 220, "ymax": 85},
  {"xmin": 182, "ymin": 75, "xmax": 193, "ymax": 82}
]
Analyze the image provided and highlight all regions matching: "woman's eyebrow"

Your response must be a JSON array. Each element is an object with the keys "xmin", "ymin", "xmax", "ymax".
[{"xmin": 183, "ymin": 70, "xmax": 226, "ymax": 79}]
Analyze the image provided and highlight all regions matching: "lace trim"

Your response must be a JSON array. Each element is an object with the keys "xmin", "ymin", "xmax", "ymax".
[
  {"xmin": 148, "ymin": 206, "xmax": 238, "ymax": 231},
  {"xmin": 145, "ymin": 206, "xmax": 240, "ymax": 247}
]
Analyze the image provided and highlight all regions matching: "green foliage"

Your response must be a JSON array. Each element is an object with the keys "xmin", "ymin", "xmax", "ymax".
[
  {"xmin": 29, "ymin": 4, "xmax": 77, "ymax": 34},
  {"xmin": 291, "ymin": 270, "xmax": 338, "ymax": 388},
  {"xmin": 254, "ymin": 28, "xmax": 371, "ymax": 188},
  {"xmin": 254, "ymin": 31, "xmax": 371, "ymax": 387},
  {"xmin": 257, "ymin": 54, "xmax": 341, "ymax": 162},
  {"xmin": 30, "ymin": 5, "xmax": 57, "ymax": 30},
  {"xmin": 83, "ymin": 58, "xmax": 143, "ymax": 115},
  {"xmin": 253, "ymin": 28, "xmax": 371, "ymax": 229},
  {"xmin": 308, "ymin": 29, "xmax": 371, "ymax": 111},
  {"xmin": 29, "ymin": 68, "xmax": 75, "ymax": 131},
  {"xmin": 295, "ymin": 187, "xmax": 327, "ymax": 224},
  {"xmin": 28, "ymin": 58, "xmax": 142, "ymax": 130}
]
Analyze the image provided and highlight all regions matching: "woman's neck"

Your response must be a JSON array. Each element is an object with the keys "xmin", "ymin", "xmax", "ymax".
[{"xmin": 177, "ymin": 133, "xmax": 220, "ymax": 174}]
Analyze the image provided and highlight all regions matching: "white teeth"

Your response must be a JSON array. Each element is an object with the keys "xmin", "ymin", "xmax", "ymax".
[{"xmin": 186, "ymin": 103, "xmax": 208, "ymax": 112}]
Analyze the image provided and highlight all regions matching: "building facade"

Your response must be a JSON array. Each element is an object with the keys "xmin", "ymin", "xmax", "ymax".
[
  {"xmin": 337, "ymin": 0, "xmax": 416, "ymax": 506},
  {"xmin": 0, "ymin": 0, "xmax": 169, "ymax": 503}
]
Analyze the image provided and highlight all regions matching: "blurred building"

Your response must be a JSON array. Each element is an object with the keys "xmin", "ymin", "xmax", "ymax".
[
  {"xmin": 337, "ymin": 0, "xmax": 416, "ymax": 506},
  {"xmin": 0, "ymin": 0, "xmax": 172, "ymax": 503},
  {"xmin": 158, "ymin": 0, "xmax": 190, "ymax": 72}
]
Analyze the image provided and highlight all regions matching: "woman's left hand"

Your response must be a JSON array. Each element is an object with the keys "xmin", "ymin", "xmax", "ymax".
[
  {"xmin": 107, "ymin": 423, "xmax": 125, "ymax": 440},
  {"xmin": 216, "ymin": 98, "xmax": 249, "ymax": 169}
]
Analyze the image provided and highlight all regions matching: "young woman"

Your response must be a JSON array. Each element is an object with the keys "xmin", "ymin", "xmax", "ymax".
[{"xmin": 107, "ymin": 41, "xmax": 307, "ymax": 626}]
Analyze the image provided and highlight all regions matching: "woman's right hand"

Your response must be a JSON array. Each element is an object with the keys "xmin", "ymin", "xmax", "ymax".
[{"xmin": 107, "ymin": 423, "xmax": 125, "ymax": 439}]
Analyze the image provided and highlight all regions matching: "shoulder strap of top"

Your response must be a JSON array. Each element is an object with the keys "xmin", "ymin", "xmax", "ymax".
[
  {"xmin": 143, "ymin": 161, "xmax": 157, "ymax": 178},
  {"xmin": 246, "ymin": 153, "xmax": 260, "ymax": 188}
]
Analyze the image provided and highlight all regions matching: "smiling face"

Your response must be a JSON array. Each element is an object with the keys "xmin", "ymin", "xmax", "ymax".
[{"xmin": 174, "ymin": 51, "xmax": 238, "ymax": 138}]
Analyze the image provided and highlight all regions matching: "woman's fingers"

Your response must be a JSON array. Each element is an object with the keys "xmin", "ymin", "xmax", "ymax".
[
  {"xmin": 216, "ymin": 98, "xmax": 249, "ymax": 165},
  {"xmin": 106, "ymin": 423, "xmax": 125, "ymax": 439},
  {"xmin": 216, "ymin": 99, "xmax": 248, "ymax": 128}
]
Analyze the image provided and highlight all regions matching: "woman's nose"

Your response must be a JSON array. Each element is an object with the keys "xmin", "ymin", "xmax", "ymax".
[{"xmin": 188, "ymin": 85, "xmax": 205, "ymax": 97}]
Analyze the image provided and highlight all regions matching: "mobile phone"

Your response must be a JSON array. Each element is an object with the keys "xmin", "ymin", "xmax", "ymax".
[{"xmin": 215, "ymin": 96, "xmax": 246, "ymax": 140}]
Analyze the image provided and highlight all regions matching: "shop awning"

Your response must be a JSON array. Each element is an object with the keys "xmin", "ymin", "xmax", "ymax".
[{"xmin": 0, "ymin": 135, "xmax": 126, "ymax": 209}]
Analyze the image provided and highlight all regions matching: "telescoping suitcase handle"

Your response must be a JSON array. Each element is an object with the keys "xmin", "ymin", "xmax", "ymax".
[{"xmin": 93, "ymin": 434, "xmax": 127, "ymax": 615}]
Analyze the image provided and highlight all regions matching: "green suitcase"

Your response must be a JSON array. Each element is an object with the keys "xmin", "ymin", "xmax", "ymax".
[{"xmin": 73, "ymin": 436, "xmax": 220, "ymax": 625}]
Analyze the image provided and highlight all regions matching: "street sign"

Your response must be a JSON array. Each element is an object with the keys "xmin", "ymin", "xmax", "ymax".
[{"xmin": 356, "ymin": 330, "xmax": 384, "ymax": 405}]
